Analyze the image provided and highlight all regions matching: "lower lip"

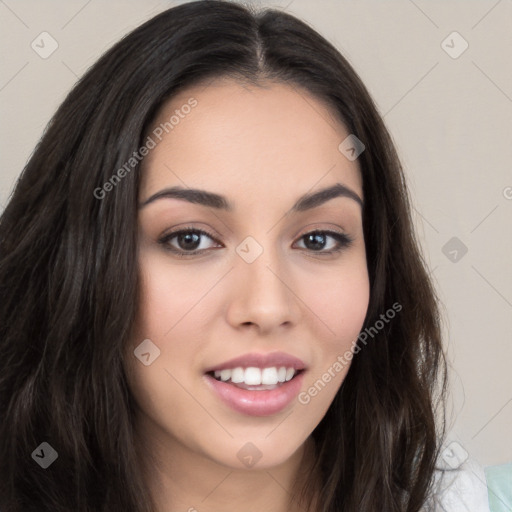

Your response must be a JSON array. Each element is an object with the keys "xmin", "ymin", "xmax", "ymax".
[{"xmin": 204, "ymin": 372, "xmax": 305, "ymax": 417}]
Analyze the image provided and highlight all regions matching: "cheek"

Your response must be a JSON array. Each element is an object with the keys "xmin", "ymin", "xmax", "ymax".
[
  {"xmin": 124, "ymin": 258, "xmax": 213, "ymax": 436},
  {"xmin": 330, "ymin": 269, "xmax": 370, "ymax": 339},
  {"xmin": 297, "ymin": 288, "xmax": 368, "ymax": 421},
  {"xmin": 135, "ymin": 253, "xmax": 213, "ymax": 339},
  {"xmin": 305, "ymin": 257, "xmax": 370, "ymax": 344},
  {"xmin": 127, "ymin": 255, "xmax": 211, "ymax": 397},
  {"xmin": 299, "ymin": 256, "xmax": 369, "ymax": 402}
]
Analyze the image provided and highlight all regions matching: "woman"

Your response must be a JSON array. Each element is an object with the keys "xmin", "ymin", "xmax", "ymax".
[{"xmin": 0, "ymin": 1, "xmax": 449, "ymax": 510}]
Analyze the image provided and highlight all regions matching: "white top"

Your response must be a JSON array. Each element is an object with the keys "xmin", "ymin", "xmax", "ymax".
[{"xmin": 424, "ymin": 441, "xmax": 491, "ymax": 511}]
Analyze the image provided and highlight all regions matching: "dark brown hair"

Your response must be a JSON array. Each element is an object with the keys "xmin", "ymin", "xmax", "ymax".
[{"xmin": 0, "ymin": 1, "xmax": 446, "ymax": 510}]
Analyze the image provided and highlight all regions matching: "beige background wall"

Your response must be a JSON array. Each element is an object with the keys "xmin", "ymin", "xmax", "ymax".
[{"xmin": 1, "ymin": 0, "xmax": 511, "ymax": 468}]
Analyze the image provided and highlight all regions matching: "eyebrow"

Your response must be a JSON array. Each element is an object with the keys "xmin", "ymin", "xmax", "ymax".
[{"xmin": 140, "ymin": 182, "xmax": 363, "ymax": 212}]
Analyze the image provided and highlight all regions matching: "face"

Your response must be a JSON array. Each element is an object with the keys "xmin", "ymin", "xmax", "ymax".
[{"xmin": 123, "ymin": 79, "xmax": 370, "ymax": 472}]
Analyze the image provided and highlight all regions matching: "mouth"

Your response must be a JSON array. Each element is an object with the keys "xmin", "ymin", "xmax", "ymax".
[
  {"xmin": 206, "ymin": 366, "xmax": 305, "ymax": 391},
  {"xmin": 203, "ymin": 353, "xmax": 307, "ymax": 417}
]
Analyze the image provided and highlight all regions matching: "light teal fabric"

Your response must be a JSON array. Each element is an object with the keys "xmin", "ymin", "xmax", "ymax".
[{"xmin": 485, "ymin": 463, "xmax": 512, "ymax": 512}]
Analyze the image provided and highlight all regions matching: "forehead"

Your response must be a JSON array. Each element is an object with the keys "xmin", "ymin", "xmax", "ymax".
[{"xmin": 140, "ymin": 78, "xmax": 362, "ymax": 202}]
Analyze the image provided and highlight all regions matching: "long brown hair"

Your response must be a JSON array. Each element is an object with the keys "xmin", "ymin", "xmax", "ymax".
[{"xmin": 0, "ymin": 1, "xmax": 446, "ymax": 510}]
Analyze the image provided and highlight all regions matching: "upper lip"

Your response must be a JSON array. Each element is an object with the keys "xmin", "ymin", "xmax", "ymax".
[{"xmin": 204, "ymin": 351, "xmax": 307, "ymax": 373}]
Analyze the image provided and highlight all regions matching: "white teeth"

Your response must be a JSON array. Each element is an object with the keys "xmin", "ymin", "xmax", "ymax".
[
  {"xmin": 261, "ymin": 367, "xmax": 279, "ymax": 385},
  {"xmin": 211, "ymin": 366, "xmax": 298, "ymax": 385},
  {"xmin": 231, "ymin": 367, "xmax": 244, "ymax": 383},
  {"xmin": 220, "ymin": 369, "xmax": 231, "ymax": 382},
  {"xmin": 244, "ymin": 367, "xmax": 261, "ymax": 385}
]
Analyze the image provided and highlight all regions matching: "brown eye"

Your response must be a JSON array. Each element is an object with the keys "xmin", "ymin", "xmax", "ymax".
[
  {"xmin": 295, "ymin": 230, "xmax": 353, "ymax": 254},
  {"xmin": 173, "ymin": 231, "xmax": 202, "ymax": 251},
  {"xmin": 158, "ymin": 228, "xmax": 222, "ymax": 257}
]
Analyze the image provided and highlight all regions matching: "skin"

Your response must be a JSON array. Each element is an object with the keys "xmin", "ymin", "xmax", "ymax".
[{"xmin": 123, "ymin": 78, "xmax": 370, "ymax": 512}]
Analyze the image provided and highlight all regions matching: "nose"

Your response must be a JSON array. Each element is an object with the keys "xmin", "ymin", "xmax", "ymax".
[{"xmin": 225, "ymin": 244, "xmax": 301, "ymax": 335}]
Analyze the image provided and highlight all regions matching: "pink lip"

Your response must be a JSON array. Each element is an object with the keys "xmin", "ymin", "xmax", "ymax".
[
  {"xmin": 204, "ymin": 371, "xmax": 305, "ymax": 416},
  {"xmin": 203, "ymin": 351, "xmax": 306, "ymax": 373}
]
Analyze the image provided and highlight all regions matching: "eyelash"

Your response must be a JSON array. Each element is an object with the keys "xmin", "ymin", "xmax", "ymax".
[{"xmin": 158, "ymin": 226, "xmax": 354, "ymax": 258}]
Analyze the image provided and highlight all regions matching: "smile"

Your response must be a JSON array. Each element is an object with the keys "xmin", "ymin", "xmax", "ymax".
[
  {"xmin": 203, "ymin": 352, "xmax": 307, "ymax": 416},
  {"xmin": 209, "ymin": 366, "xmax": 300, "ymax": 388}
]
